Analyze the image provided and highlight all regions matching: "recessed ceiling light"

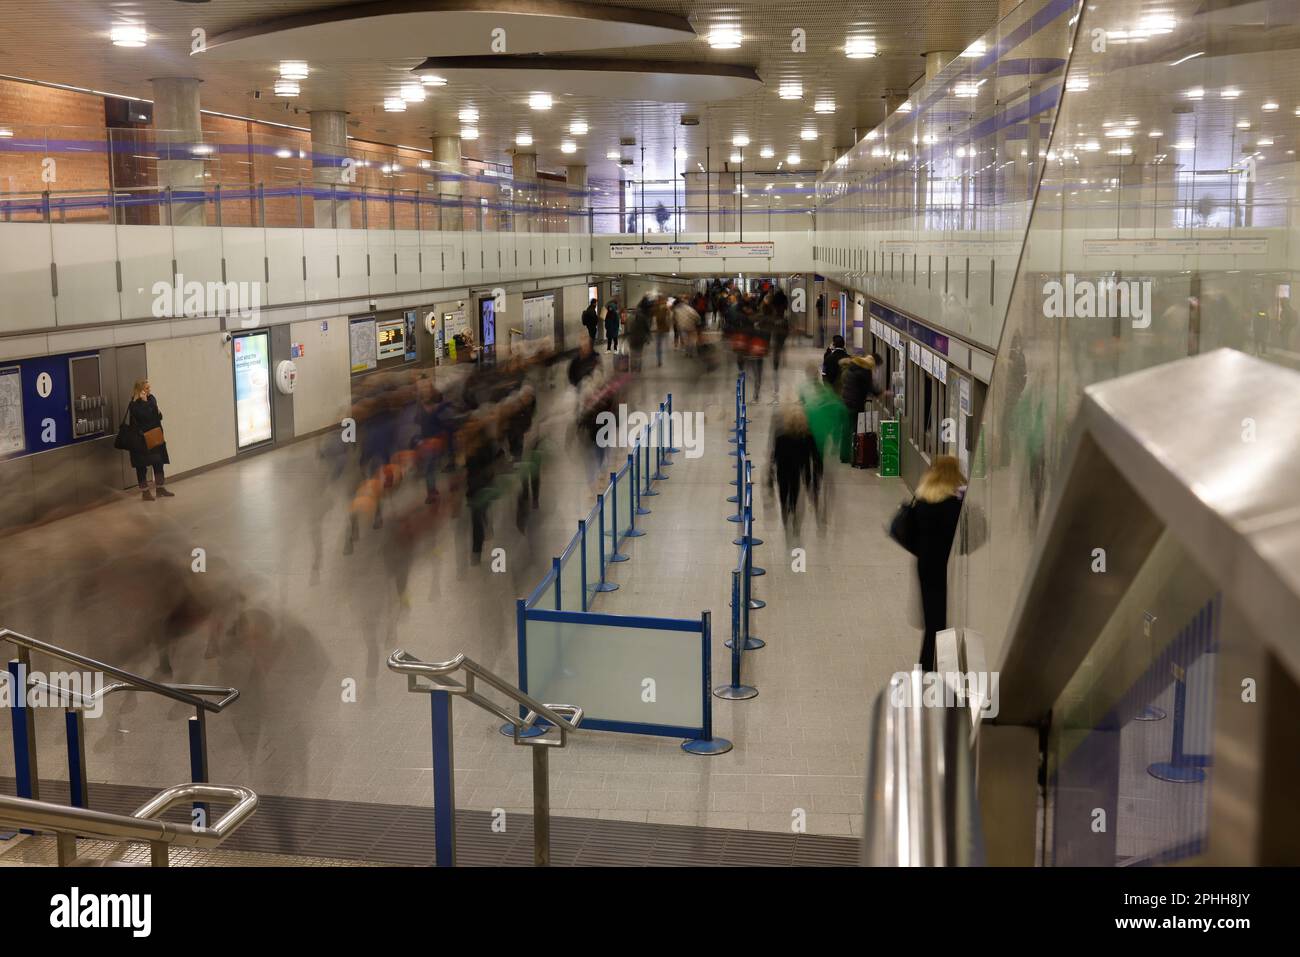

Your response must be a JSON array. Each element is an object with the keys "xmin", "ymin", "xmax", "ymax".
[
  {"xmin": 674, "ymin": 147, "xmax": 688, "ymax": 160},
  {"xmin": 1104, "ymin": 128, "xmax": 1133, "ymax": 138},
  {"xmin": 384, "ymin": 98, "xmax": 406, "ymax": 112},
  {"xmin": 529, "ymin": 92, "xmax": 553, "ymax": 110},
  {"xmin": 896, "ymin": 101, "xmax": 912, "ymax": 113},
  {"xmin": 786, "ymin": 153, "xmax": 800, "ymax": 164},
  {"xmin": 779, "ymin": 83, "xmax": 802, "ymax": 100},
  {"xmin": 279, "ymin": 61, "xmax": 309, "ymax": 80},
  {"xmin": 606, "ymin": 151, "xmax": 620, "ymax": 160},
  {"xmin": 732, "ymin": 134, "xmax": 750, "ymax": 146},
  {"xmin": 729, "ymin": 152, "xmax": 742, "ymax": 163},
  {"xmin": 1173, "ymin": 140, "xmax": 1195, "ymax": 150},
  {"xmin": 1237, "ymin": 120, "xmax": 1251, "ymax": 129},
  {"xmin": 0, "ymin": 128, "xmax": 13, "ymax": 138},
  {"xmin": 800, "ymin": 129, "xmax": 817, "ymax": 141},
  {"xmin": 1220, "ymin": 87, "xmax": 1241, "ymax": 99},
  {"xmin": 400, "ymin": 83, "xmax": 425, "ymax": 102},
  {"xmin": 1148, "ymin": 129, "xmax": 1164, "ymax": 138},
  {"xmin": 814, "ymin": 99, "xmax": 836, "ymax": 114},
  {"xmin": 458, "ymin": 108, "xmax": 479, "ymax": 123},
  {"xmin": 110, "ymin": 24, "xmax": 147, "ymax": 47},
  {"xmin": 1108, "ymin": 146, "xmax": 1132, "ymax": 156},
  {"xmin": 708, "ymin": 28, "xmax": 742, "ymax": 49},
  {"xmin": 961, "ymin": 40, "xmax": 986, "ymax": 58},
  {"xmin": 569, "ymin": 120, "xmax": 588, "ymax": 135},
  {"xmin": 845, "ymin": 37, "xmax": 877, "ymax": 59},
  {"xmin": 1263, "ymin": 101, "xmax": 1279, "ymax": 112},
  {"xmin": 460, "ymin": 127, "xmax": 479, "ymax": 140},
  {"xmin": 1257, "ymin": 137, "xmax": 1274, "ymax": 147},
  {"xmin": 759, "ymin": 146, "xmax": 775, "ymax": 158},
  {"xmin": 561, "ymin": 141, "xmax": 577, "ymax": 154},
  {"xmin": 516, "ymin": 133, "xmax": 533, "ymax": 146},
  {"xmin": 273, "ymin": 79, "xmax": 300, "ymax": 97},
  {"xmin": 420, "ymin": 75, "xmax": 447, "ymax": 87},
  {"xmin": 1185, "ymin": 87, "xmax": 1204, "ymax": 99},
  {"xmin": 865, "ymin": 130, "xmax": 878, "ymax": 141}
]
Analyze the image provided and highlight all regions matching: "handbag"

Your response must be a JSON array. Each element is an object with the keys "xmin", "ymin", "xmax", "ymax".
[
  {"xmin": 114, "ymin": 409, "xmax": 143, "ymax": 453},
  {"xmin": 888, "ymin": 499, "xmax": 919, "ymax": 555},
  {"xmin": 142, "ymin": 427, "xmax": 165, "ymax": 450}
]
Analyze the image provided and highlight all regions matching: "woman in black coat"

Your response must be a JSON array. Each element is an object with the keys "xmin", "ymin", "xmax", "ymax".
[
  {"xmin": 900, "ymin": 455, "xmax": 964, "ymax": 670},
  {"xmin": 127, "ymin": 379, "xmax": 173, "ymax": 500}
]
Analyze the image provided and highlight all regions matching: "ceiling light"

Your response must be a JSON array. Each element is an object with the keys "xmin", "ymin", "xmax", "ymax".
[
  {"xmin": 1262, "ymin": 101, "xmax": 1278, "ymax": 112},
  {"xmin": 275, "ymin": 148, "xmax": 293, "ymax": 159},
  {"xmin": 729, "ymin": 152, "xmax": 742, "ymax": 163},
  {"xmin": 421, "ymin": 75, "xmax": 447, "ymax": 87},
  {"xmin": 896, "ymin": 101, "xmax": 912, "ymax": 113},
  {"xmin": 569, "ymin": 120, "xmax": 588, "ymax": 135},
  {"xmin": 401, "ymin": 84, "xmax": 426, "ymax": 102},
  {"xmin": 779, "ymin": 83, "xmax": 802, "ymax": 100},
  {"xmin": 1108, "ymin": 147, "xmax": 1132, "ymax": 156},
  {"xmin": 759, "ymin": 146, "xmax": 774, "ymax": 158},
  {"xmin": 1237, "ymin": 120, "xmax": 1251, "ymax": 129},
  {"xmin": 516, "ymin": 133, "xmax": 533, "ymax": 146},
  {"xmin": 458, "ymin": 108, "xmax": 479, "ymax": 123},
  {"xmin": 529, "ymin": 92, "xmax": 553, "ymax": 110},
  {"xmin": 110, "ymin": 24, "xmax": 147, "ymax": 47},
  {"xmin": 0, "ymin": 128, "xmax": 13, "ymax": 138},
  {"xmin": 961, "ymin": 40, "xmax": 986, "ymax": 58},
  {"xmin": 786, "ymin": 153, "xmax": 800, "ymax": 165},
  {"xmin": 384, "ymin": 98, "xmax": 407, "ymax": 112},
  {"xmin": 1065, "ymin": 76, "xmax": 1090, "ymax": 93},
  {"xmin": 560, "ymin": 141, "xmax": 577, "ymax": 154},
  {"xmin": 1185, "ymin": 87, "xmax": 1204, "ymax": 99},
  {"xmin": 800, "ymin": 129, "xmax": 817, "ymax": 141},
  {"xmin": 708, "ymin": 28, "xmax": 742, "ymax": 49},
  {"xmin": 273, "ymin": 79, "xmax": 300, "ymax": 97},
  {"xmin": 192, "ymin": 144, "xmax": 214, "ymax": 156},
  {"xmin": 278, "ymin": 61, "xmax": 309, "ymax": 81},
  {"xmin": 953, "ymin": 80, "xmax": 984, "ymax": 98},
  {"xmin": 460, "ymin": 127, "xmax": 479, "ymax": 140},
  {"xmin": 1257, "ymin": 137, "xmax": 1274, "ymax": 147},
  {"xmin": 732, "ymin": 134, "xmax": 750, "ymax": 146},
  {"xmin": 419, "ymin": 159, "xmax": 432, "ymax": 169},
  {"xmin": 1173, "ymin": 140, "xmax": 1195, "ymax": 150},
  {"xmin": 865, "ymin": 130, "xmax": 878, "ymax": 141},
  {"xmin": 814, "ymin": 99, "xmax": 836, "ymax": 114},
  {"xmin": 606, "ymin": 150, "xmax": 620, "ymax": 160},
  {"xmin": 845, "ymin": 37, "xmax": 877, "ymax": 59},
  {"xmin": 1104, "ymin": 128, "xmax": 1133, "ymax": 138},
  {"xmin": 1220, "ymin": 87, "xmax": 1241, "ymax": 99},
  {"xmin": 1148, "ymin": 129, "xmax": 1164, "ymax": 138},
  {"xmin": 1081, "ymin": 140, "xmax": 1101, "ymax": 151},
  {"xmin": 674, "ymin": 147, "xmax": 688, "ymax": 160}
]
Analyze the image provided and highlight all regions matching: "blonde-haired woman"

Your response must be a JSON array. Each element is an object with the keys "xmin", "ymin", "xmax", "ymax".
[
  {"xmin": 127, "ymin": 379, "xmax": 173, "ymax": 500},
  {"xmin": 891, "ymin": 455, "xmax": 964, "ymax": 669}
]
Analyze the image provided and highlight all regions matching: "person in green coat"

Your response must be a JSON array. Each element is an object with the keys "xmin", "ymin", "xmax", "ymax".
[{"xmin": 798, "ymin": 364, "xmax": 846, "ymax": 516}]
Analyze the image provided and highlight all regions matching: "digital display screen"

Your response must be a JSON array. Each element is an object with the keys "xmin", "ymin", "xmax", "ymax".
[
  {"xmin": 233, "ymin": 331, "xmax": 273, "ymax": 449},
  {"xmin": 377, "ymin": 320, "xmax": 406, "ymax": 359},
  {"xmin": 480, "ymin": 298, "xmax": 496, "ymax": 347}
]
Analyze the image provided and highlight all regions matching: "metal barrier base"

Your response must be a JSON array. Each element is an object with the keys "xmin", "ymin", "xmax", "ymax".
[
  {"xmin": 750, "ymin": 566, "xmax": 766, "ymax": 576},
  {"xmin": 724, "ymin": 637, "xmax": 766, "ymax": 650},
  {"xmin": 748, "ymin": 599, "xmax": 766, "ymax": 610},
  {"xmin": 625, "ymin": 528, "xmax": 646, "ymax": 538},
  {"xmin": 726, "ymin": 495, "xmax": 739, "ymax": 503},
  {"xmin": 726, "ymin": 513, "xmax": 743, "ymax": 523},
  {"xmin": 595, "ymin": 581, "xmax": 619, "ymax": 592},
  {"xmin": 1148, "ymin": 762, "xmax": 1205, "ymax": 783},
  {"xmin": 642, "ymin": 487, "xmax": 660, "ymax": 497},
  {"xmin": 682, "ymin": 737, "xmax": 734, "ymax": 755},
  {"xmin": 1134, "ymin": 706, "xmax": 1167, "ymax": 721},
  {"xmin": 636, "ymin": 505, "xmax": 651, "ymax": 516},
  {"xmin": 609, "ymin": 552, "xmax": 630, "ymax": 563},
  {"xmin": 499, "ymin": 723, "xmax": 548, "ymax": 739},
  {"xmin": 653, "ymin": 470, "xmax": 670, "ymax": 481},
  {"xmin": 713, "ymin": 684, "xmax": 758, "ymax": 701},
  {"xmin": 733, "ymin": 537, "xmax": 763, "ymax": 547}
]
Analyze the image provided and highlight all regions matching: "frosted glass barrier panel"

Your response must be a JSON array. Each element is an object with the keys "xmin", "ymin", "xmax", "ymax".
[
  {"xmin": 524, "ymin": 613, "xmax": 703, "ymax": 728},
  {"xmin": 559, "ymin": 535, "xmax": 584, "ymax": 613},
  {"xmin": 528, "ymin": 569, "xmax": 557, "ymax": 611}
]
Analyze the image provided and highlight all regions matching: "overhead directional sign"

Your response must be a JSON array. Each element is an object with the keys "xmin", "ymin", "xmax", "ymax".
[{"xmin": 608, "ymin": 241, "xmax": 775, "ymax": 259}]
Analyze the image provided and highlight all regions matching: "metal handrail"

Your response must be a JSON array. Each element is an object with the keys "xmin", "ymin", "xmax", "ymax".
[
  {"xmin": 862, "ymin": 669, "xmax": 980, "ymax": 866},
  {"xmin": 0, "ymin": 784, "xmax": 257, "ymax": 866},
  {"xmin": 388, "ymin": 649, "xmax": 583, "ymax": 866},
  {"xmin": 388, "ymin": 649, "xmax": 583, "ymax": 743},
  {"xmin": 1, "ymin": 628, "xmax": 237, "ymax": 713}
]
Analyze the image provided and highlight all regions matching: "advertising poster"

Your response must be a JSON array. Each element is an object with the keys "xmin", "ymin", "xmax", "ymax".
[
  {"xmin": 404, "ymin": 310, "xmax": 418, "ymax": 361},
  {"xmin": 350, "ymin": 317, "xmax": 377, "ymax": 373},
  {"xmin": 0, "ymin": 366, "xmax": 24, "ymax": 456},
  {"xmin": 377, "ymin": 318, "xmax": 406, "ymax": 360},
  {"xmin": 480, "ymin": 297, "xmax": 496, "ymax": 348},
  {"xmin": 233, "ymin": 331, "xmax": 273, "ymax": 449}
]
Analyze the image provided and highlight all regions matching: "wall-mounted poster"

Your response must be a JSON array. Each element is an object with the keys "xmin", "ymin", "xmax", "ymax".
[
  {"xmin": 232, "ymin": 331, "xmax": 273, "ymax": 449},
  {"xmin": 403, "ymin": 310, "xmax": 418, "ymax": 361},
  {"xmin": 0, "ymin": 366, "xmax": 24, "ymax": 456},
  {"xmin": 350, "ymin": 317, "xmax": 378, "ymax": 373}
]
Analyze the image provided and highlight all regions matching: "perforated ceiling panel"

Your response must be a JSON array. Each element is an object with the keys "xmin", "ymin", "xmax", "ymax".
[{"xmin": 0, "ymin": 0, "xmax": 1003, "ymax": 180}]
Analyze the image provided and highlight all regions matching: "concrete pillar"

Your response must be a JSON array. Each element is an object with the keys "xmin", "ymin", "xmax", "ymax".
[
  {"xmin": 925, "ymin": 51, "xmax": 959, "ymax": 83},
  {"xmin": 432, "ymin": 134, "xmax": 462, "ymax": 230},
  {"xmin": 512, "ymin": 150, "xmax": 537, "ymax": 232},
  {"xmin": 565, "ymin": 164, "xmax": 587, "ymax": 235},
  {"xmin": 310, "ymin": 110, "xmax": 350, "ymax": 228},
  {"xmin": 150, "ymin": 77, "xmax": 205, "ymax": 227}
]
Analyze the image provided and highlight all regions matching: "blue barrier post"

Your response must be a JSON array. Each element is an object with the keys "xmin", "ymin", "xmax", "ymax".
[
  {"xmin": 188, "ymin": 709, "xmax": 211, "ymax": 819},
  {"xmin": 1147, "ymin": 659, "xmax": 1208, "ymax": 784},
  {"xmin": 682, "ymin": 611, "xmax": 732, "ymax": 755},
  {"xmin": 552, "ymin": 556, "xmax": 562, "ymax": 608},
  {"xmin": 7, "ymin": 658, "xmax": 39, "ymax": 807},
  {"xmin": 579, "ymin": 518, "xmax": 589, "ymax": 611},
  {"xmin": 430, "ymin": 688, "xmax": 457, "ymax": 866},
  {"xmin": 726, "ymin": 446, "xmax": 744, "ymax": 522},
  {"xmin": 744, "ymin": 460, "xmax": 767, "ymax": 576},
  {"xmin": 667, "ymin": 393, "xmax": 680, "ymax": 455},
  {"xmin": 653, "ymin": 406, "xmax": 670, "ymax": 480},
  {"xmin": 716, "ymin": 569, "xmax": 758, "ymax": 700},
  {"xmin": 503, "ymin": 598, "xmax": 546, "ymax": 738},
  {"xmin": 608, "ymin": 472, "xmax": 630, "ymax": 561},
  {"xmin": 635, "ymin": 439, "xmax": 651, "ymax": 514},
  {"xmin": 625, "ymin": 455, "xmax": 646, "ymax": 537},
  {"xmin": 641, "ymin": 425, "xmax": 659, "ymax": 497},
  {"xmin": 65, "ymin": 709, "xmax": 88, "ymax": 809},
  {"xmin": 596, "ymin": 492, "xmax": 620, "ymax": 589}
]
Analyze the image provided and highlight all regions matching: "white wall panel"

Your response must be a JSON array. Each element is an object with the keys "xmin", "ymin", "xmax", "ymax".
[
  {"xmin": 116, "ymin": 224, "xmax": 174, "ymax": 322},
  {"xmin": 364, "ymin": 230, "xmax": 396, "ymax": 297},
  {"xmin": 265, "ymin": 228, "xmax": 306, "ymax": 305},
  {"xmin": 0, "ymin": 223, "xmax": 56, "ymax": 333},
  {"xmin": 394, "ymin": 229, "xmax": 421, "ymax": 294},
  {"xmin": 289, "ymin": 316, "xmax": 351, "ymax": 436},
  {"xmin": 144, "ymin": 334, "xmax": 236, "ymax": 476}
]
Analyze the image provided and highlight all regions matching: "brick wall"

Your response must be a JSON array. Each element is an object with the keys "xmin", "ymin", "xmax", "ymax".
[{"xmin": 0, "ymin": 78, "xmax": 111, "ymax": 221}]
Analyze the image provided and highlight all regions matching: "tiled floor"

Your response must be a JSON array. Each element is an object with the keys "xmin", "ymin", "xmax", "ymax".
[{"xmin": 0, "ymin": 343, "xmax": 920, "ymax": 841}]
